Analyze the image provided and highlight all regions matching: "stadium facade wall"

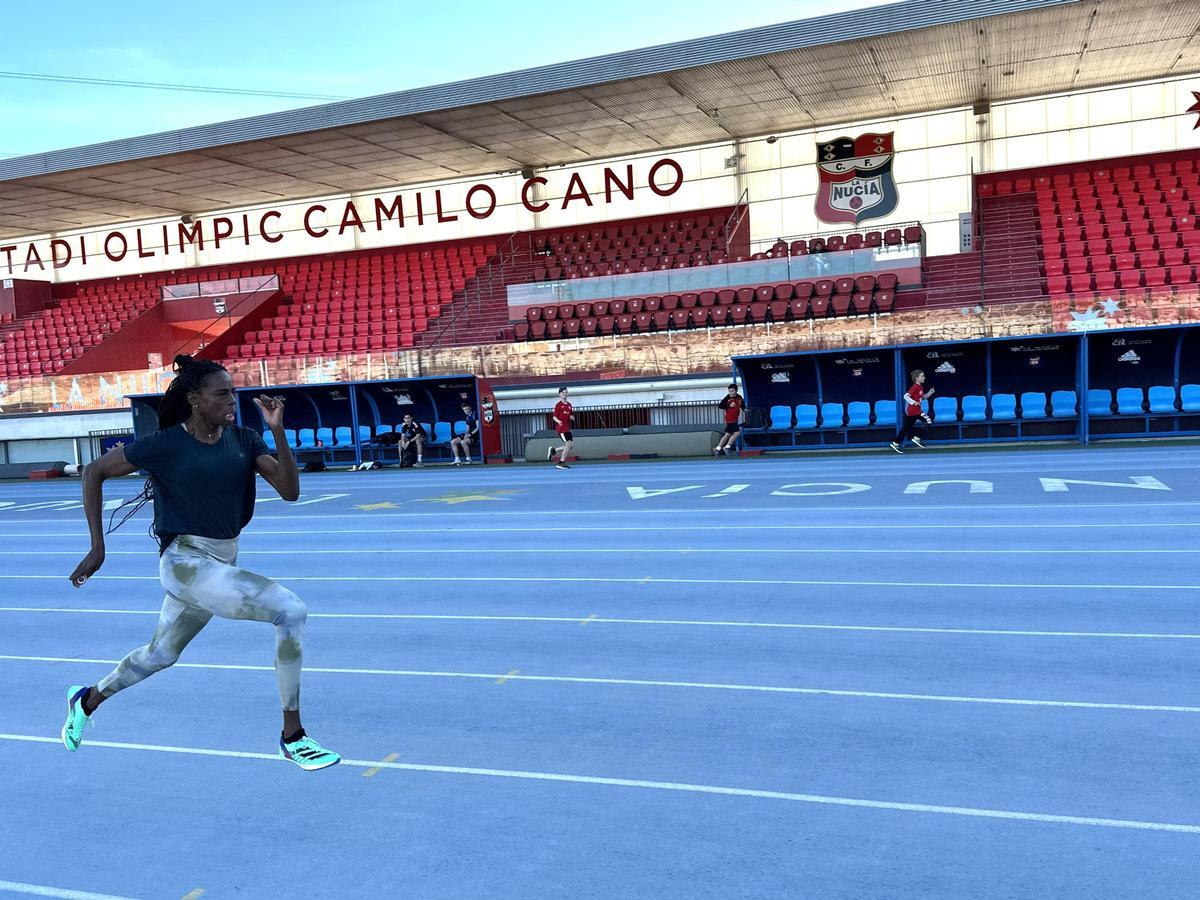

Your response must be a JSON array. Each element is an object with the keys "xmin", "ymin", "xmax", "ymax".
[{"xmin": 4, "ymin": 75, "xmax": 1196, "ymax": 286}]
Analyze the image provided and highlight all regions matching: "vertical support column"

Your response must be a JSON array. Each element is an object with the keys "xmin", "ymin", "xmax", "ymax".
[
  {"xmin": 893, "ymin": 347, "xmax": 905, "ymax": 430},
  {"xmin": 1079, "ymin": 334, "xmax": 1090, "ymax": 446},
  {"xmin": 349, "ymin": 385, "xmax": 362, "ymax": 467},
  {"xmin": 985, "ymin": 340, "xmax": 994, "ymax": 443}
]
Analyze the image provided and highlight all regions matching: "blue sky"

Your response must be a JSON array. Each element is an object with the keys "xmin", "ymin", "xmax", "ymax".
[{"xmin": 0, "ymin": 0, "xmax": 891, "ymax": 158}]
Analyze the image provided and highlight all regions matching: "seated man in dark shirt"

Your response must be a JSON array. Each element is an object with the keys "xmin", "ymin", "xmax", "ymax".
[
  {"xmin": 450, "ymin": 403, "xmax": 479, "ymax": 466},
  {"xmin": 398, "ymin": 414, "xmax": 425, "ymax": 468}
]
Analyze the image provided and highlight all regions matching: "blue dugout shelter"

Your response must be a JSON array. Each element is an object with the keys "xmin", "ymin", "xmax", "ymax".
[
  {"xmin": 130, "ymin": 374, "xmax": 483, "ymax": 465},
  {"xmin": 734, "ymin": 323, "xmax": 1200, "ymax": 450}
]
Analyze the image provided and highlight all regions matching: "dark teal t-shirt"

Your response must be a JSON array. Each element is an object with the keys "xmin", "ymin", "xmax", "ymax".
[{"xmin": 124, "ymin": 424, "xmax": 269, "ymax": 550}]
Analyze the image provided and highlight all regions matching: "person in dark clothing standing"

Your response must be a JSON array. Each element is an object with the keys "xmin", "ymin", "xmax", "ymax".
[
  {"xmin": 891, "ymin": 369, "xmax": 934, "ymax": 454},
  {"xmin": 62, "ymin": 356, "xmax": 340, "ymax": 771}
]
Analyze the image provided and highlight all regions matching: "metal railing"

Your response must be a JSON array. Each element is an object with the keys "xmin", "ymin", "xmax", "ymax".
[
  {"xmin": 723, "ymin": 190, "xmax": 750, "ymax": 257},
  {"xmin": 747, "ymin": 219, "xmax": 925, "ymax": 256}
]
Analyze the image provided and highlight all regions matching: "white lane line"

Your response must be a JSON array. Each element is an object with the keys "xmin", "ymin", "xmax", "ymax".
[
  {"xmin": 6, "ymin": 521, "xmax": 1200, "ymax": 538},
  {"xmin": 2, "ymin": 655, "xmax": 1196, "ymax": 713},
  {"xmin": 1, "ymin": 607, "xmax": 1195, "ymax": 639},
  {"xmin": 0, "ymin": 880, "xmax": 140, "ymax": 900},
  {"xmin": 1, "ymin": 547, "xmax": 1195, "ymax": 556},
  {"xmin": 0, "ymin": 574, "xmax": 1194, "ymax": 590},
  {"xmin": 0, "ymin": 733, "xmax": 1197, "ymax": 835},
  {"xmin": 0, "ymin": 499, "xmax": 1196, "ymax": 525}
]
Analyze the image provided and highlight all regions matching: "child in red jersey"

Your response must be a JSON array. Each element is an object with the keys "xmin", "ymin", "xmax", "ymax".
[
  {"xmin": 890, "ymin": 369, "xmax": 934, "ymax": 454},
  {"xmin": 714, "ymin": 383, "xmax": 744, "ymax": 456},
  {"xmin": 549, "ymin": 386, "xmax": 574, "ymax": 469}
]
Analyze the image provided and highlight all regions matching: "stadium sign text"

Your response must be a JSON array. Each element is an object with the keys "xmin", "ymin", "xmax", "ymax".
[{"xmin": 0, "ymin": 157, "xmax": 685, "ymax": 278}]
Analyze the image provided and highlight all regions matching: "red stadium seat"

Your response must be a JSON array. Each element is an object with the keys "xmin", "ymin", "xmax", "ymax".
[
  {"xmin": 1170, "ymin": 265, "xmax": 1195, "ymax": 285},
  {"xmin": 1144, "ymin": 267, "xmax": 1168, "ymax": 287}
]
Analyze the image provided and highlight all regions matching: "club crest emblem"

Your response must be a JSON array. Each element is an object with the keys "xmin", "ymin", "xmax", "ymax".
[{"xmin": 815, "ymin": 132, "xmax": 898, "ymax": 225}]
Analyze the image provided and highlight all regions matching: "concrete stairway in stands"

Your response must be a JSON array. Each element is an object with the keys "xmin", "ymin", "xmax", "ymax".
[
  {"xmin": 919, "ymin": 193, "xmax": 1046, "ymax": 310},
  {"xmin": 976, "ymin": 192, "xmax": 1046, "ymax": 302},
  {"xmin": 922, "ymin": 251, "xmax": 983, "ymax": 308},
  {"xmin": 416, "ymin": 237, "xmax": 520, "ymax": 348}
]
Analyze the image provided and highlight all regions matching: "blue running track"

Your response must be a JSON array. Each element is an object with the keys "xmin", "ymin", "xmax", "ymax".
[{"xmin": 0, "ymin": 444, "xmax": 1198, "ymax": 898}]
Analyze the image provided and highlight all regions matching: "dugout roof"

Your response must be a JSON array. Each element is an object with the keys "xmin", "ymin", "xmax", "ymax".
[{"xmin": 2, "ymin": 0, "xmax": 1199, "ymax": 240}]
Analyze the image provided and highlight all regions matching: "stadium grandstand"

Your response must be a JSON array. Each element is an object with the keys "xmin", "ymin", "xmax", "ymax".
[{"xmin": 0, "ymin": 0, "xmax": 1198, "ymax": 458}]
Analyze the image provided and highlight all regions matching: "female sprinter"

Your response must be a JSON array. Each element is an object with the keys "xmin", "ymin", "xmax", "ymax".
[{"xmin": 62, "ymin": 356, "xmax": 339, "ymax": 771}]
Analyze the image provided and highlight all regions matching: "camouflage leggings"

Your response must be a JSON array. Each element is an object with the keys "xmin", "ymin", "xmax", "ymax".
[{"xmin": 97, "ymin": 534, "xmax": 306, "ymax": 710}]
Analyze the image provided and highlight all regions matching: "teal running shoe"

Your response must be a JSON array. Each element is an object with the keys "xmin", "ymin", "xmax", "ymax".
[
  {"xmin": 279, "ymin": 732, "xmax": 340, "ymax": 771},
  {"xmin": 61, "ymin": 684, "xmax": 92, "ymax": 751}
]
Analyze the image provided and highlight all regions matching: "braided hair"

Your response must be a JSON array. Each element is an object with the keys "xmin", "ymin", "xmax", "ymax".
[{"xmin": 107, "ymin": 355, "xmax": 228, "ymax": 538}]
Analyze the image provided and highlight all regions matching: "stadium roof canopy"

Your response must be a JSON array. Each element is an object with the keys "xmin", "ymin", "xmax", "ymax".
[{"xmin": 2, "ymin": 0, "xmax": 1198, "ymax": 241}]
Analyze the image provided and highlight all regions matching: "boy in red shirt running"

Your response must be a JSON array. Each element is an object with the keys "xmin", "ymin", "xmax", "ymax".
[
  {"xmin": 713, "ymin": 383, "xmax": 744, "ymax": 456},
  {"xmin": 890, "ymin": 369, "xmax": 934, "ymax": 454},
  {"xmin": 549, "ymin": 386, "xmax": 574, "ymax": 469}
]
